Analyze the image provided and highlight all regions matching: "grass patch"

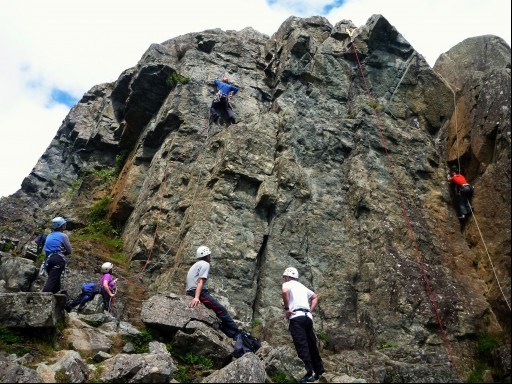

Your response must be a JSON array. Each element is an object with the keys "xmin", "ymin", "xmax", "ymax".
[
  {"xmin": 0, "ymin": 327, "xmax": 57, "ymax": 360},
  {"xmin": 166, "ymin": 344, "xmax": 214, "ymax": 382},
  {"xmin": 122, "ymin": 327, "xmax": 154, "ymax": 354},
  {"xmin": 89, "ymin": 197, "xmax": 112, "ymax": 223},
  {"xmin": 167, "ymin": 72, "xmax": 190, "ymax": 89},
  {"xmin": 317, "ymin": 330, "xmax": 330, "ymax": 349},
  {"xmin": 174, "ymin": 365, "xmax": 191, "ymax": 382},
  {"xmin": 378, "ymin": 341, "xmax": 398, "ymax": 350},
  {"xmin": 476, "ymin": 332, "xmax": 501, "ymax": 363},
  {"xmin": 271, "ymin": 370, "xmax": 294, "ymax": 383},
  {"xmin": 115, "ymin": 151, "xmax": 130, "ymax": 175},
  {"xmin": 55, "ymin": 370, "xmax": 72, "ymax": 383},
  {"xmin": 0, "ymin": 240, "xmax": 15, "ymax": 252}
]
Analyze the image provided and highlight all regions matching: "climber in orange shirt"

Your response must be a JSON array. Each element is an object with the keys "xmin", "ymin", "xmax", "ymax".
[{"xmin": 447, "ymin": 169, "xmax": 474, "ymax": 220}]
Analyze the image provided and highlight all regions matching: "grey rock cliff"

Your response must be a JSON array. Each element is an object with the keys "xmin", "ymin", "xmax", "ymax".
[{"xmin": 0, "ymin": 14, "xmax": 510, "ymax": 383}]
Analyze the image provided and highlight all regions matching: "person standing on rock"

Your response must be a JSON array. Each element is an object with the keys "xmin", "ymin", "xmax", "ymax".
[
  {"xmin": 186, "ymin": 245, "xmax": 241, "ymax": 339},
  {"xmin": 100, "ymin": 262, "xmax": 117, "ymax": 312},
  {"xmin": 447, "ymin": 169, "xmax": 474, "ymax": 220},
  {"xmin": 209, "ymin": 76, "xmax": 239, "ymax": 125},
  {"xmin": 42, "ymin": 217, "xmax": 72, "ymax": 294},
  {"xmin": 282, "ymin": 267, "xmax": 324, "ymax": 383}
]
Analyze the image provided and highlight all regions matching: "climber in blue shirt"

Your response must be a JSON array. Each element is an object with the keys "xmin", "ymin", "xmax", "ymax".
[{"xmin": 210, "ymin": 76, "xmax": 239, "ymax": 125}]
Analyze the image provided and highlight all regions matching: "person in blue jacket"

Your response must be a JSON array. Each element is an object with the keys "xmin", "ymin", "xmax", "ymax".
[
  {"xmin": 210, "ymin": 76, "xmax": 239, "ymax": 125},
  {"xmin": 42, "ymin": 216, "xmax": 72, "ymax": 294}
]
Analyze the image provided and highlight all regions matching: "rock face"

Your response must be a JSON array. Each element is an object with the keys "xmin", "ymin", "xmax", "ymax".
[
  {"xmin": 434, "ymin": 35, "xmax": 511, "ymax": 331},
  {"xmin": 0, "ymin": 14, "xmax": 510, "ymax": 382}
]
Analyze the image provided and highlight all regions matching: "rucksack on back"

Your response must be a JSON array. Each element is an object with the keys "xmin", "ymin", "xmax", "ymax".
[
  {"xmin": 82, "ymin": 282, "xmax": 100, "ymax": 295},
  {"xmin": 232, "ymin": 331, "xmax": 261, "ymax": 358}
]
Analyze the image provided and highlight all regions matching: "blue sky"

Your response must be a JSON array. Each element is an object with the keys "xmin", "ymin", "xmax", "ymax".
[
  {"xmin": 48, "ymin": 89, "xmax": 76, "ymax": 108},
  {"xmin": 0, "ymin": 0, "xmax": 510, "ymax": 197}
]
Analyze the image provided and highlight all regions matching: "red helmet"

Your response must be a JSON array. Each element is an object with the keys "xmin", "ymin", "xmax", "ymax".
[{"xmin": 222, "ymin": 76, "xmax": 229, "ymax": 83}]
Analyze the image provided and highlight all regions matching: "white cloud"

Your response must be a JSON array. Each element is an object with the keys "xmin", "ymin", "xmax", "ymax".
[{"xmin": 0, "ymin": 0, "xmax": 510, "ymax": 197}]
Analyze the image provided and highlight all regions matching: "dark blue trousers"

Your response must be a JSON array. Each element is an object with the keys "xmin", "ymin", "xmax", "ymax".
[
  {"xmin": 66, "ymin": 293, "xmax": 93, "ymax": 312},
  {"xmin": 42, "ymin": 254, "xmax": 66, "ymax": 294},
  {"xmin": 187, "ymin": 289, "xmax": 240, "ymax": 339}
]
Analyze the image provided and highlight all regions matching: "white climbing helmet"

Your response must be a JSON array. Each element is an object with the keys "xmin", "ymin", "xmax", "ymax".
[
  {"xmin": 51, "ymin": 217, "xmax": 67, "ymax": 229},
  {"xmin": 196, "ymin": 246, "xmax": 211, "ymax": 259},
  {"xmin": 101, "ymin": 262, "xmax": 113, "ymax": 273},
  {"xmin": 283, "ymin": 267, "xmax": 299, "ymax": 279}
]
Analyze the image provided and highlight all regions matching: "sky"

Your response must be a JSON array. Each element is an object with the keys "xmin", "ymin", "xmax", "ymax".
[{"xmin": 0, "ymin": 0, "xmax": 510, "ymax": 198}]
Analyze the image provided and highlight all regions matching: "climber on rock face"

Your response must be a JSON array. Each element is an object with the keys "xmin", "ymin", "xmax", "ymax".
[
  {"xmin": 447, "ymin": 169, "xmax": 474, "ymax": 221},
  {"xmin": 209, "ymin": 76, "xmax": 239, "ymax": 125}
]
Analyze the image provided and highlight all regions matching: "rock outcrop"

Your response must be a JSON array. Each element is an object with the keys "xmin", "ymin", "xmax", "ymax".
[{"xmin": 0, "ymin": 14, "xmax": 510, "ymax": 383}]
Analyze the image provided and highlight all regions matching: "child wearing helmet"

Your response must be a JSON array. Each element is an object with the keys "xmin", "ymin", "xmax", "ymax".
[
  {"xmin": 209, "ymin": 76, "xmax": 239, "ymax": 125},
  {"xmin": 282, "ymin": 267, "xmax": 324, "ymax": 382},
  {"xmin": 186, "ymin": 245, "xmax": 241, "ymax": 339},
  {"xmin": 42, "ymin": 217, "xmax": 72, "ymax": 294},
  {"xmin": 100, "ymin": 262, "xmax": 117, "ymax": 312}
]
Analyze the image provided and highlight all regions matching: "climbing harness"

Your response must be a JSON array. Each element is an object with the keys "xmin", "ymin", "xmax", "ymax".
[{"xmin": 347, "ymin": 29, "xmax": 460, "ymax": 375}]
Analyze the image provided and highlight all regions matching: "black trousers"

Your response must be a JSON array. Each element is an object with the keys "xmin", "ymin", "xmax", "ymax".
[
  {"xmin": 101, "ymin": 289, "xmax": 113, "ymax": 312},
  {"xmin": 289, "ymin": 315, "xmax": 324, "ymax": 375},
  {"xmin": 42, "ymin": 254, "xmax": 66, "ymax": 294},
  {"xmin": 458, "ymin": 185, "xmax": 473, "ymax": 215}
]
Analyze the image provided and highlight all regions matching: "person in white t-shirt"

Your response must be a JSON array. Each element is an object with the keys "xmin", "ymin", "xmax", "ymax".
[{"xmin": 282, "ymin": 267, "xmax": 324, "ymax": 383}]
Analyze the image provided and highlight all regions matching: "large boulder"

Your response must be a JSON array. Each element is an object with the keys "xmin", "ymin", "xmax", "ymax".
[
  {"xmin": 0, "ymin": 292, "xmax": 65, "ymax": 328},
  {"xmin": 202, "ymin": 352, "xmax": 266, "ymax": 383}
]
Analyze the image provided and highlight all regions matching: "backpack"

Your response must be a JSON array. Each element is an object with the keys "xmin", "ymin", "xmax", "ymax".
[
  {"xmin": 34, "ymin": 232, "xmax": 47, "ymax": 252},
  {"xmin": 81, "ymin": 282, "xmax": 100, "ymax": 295},
  {"xmin": 232, "ymin": 331, "xmax": 261, "ymax": 358}
]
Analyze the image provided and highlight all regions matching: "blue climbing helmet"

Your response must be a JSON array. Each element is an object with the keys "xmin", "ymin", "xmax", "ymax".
[{"xmin": 51, "ymin": 217, "xmax": 67, "ymax": 229}]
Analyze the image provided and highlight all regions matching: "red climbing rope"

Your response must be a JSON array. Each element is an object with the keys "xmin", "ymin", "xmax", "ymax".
[{"xmin": 349, "ymin": 39, "xmax": 459, "ymax": 375}]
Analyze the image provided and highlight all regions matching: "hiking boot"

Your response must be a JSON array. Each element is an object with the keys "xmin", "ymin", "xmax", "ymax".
[
  {"xmin": 300, "ymin": 373, "xmax": 315, "ymax": 382},
  {"xmin": 314, "ymin": 369, "xmax": 324, "ymax": 380}
]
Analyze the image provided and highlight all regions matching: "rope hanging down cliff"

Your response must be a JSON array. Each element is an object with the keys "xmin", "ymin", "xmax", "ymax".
[
  {"xmin": 346, "ymin": 28, "xmax": 459, "ymax": 374},
  {"xmin": 436, "ymin": 69, "xmax": 511, "ymax": 312}
]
